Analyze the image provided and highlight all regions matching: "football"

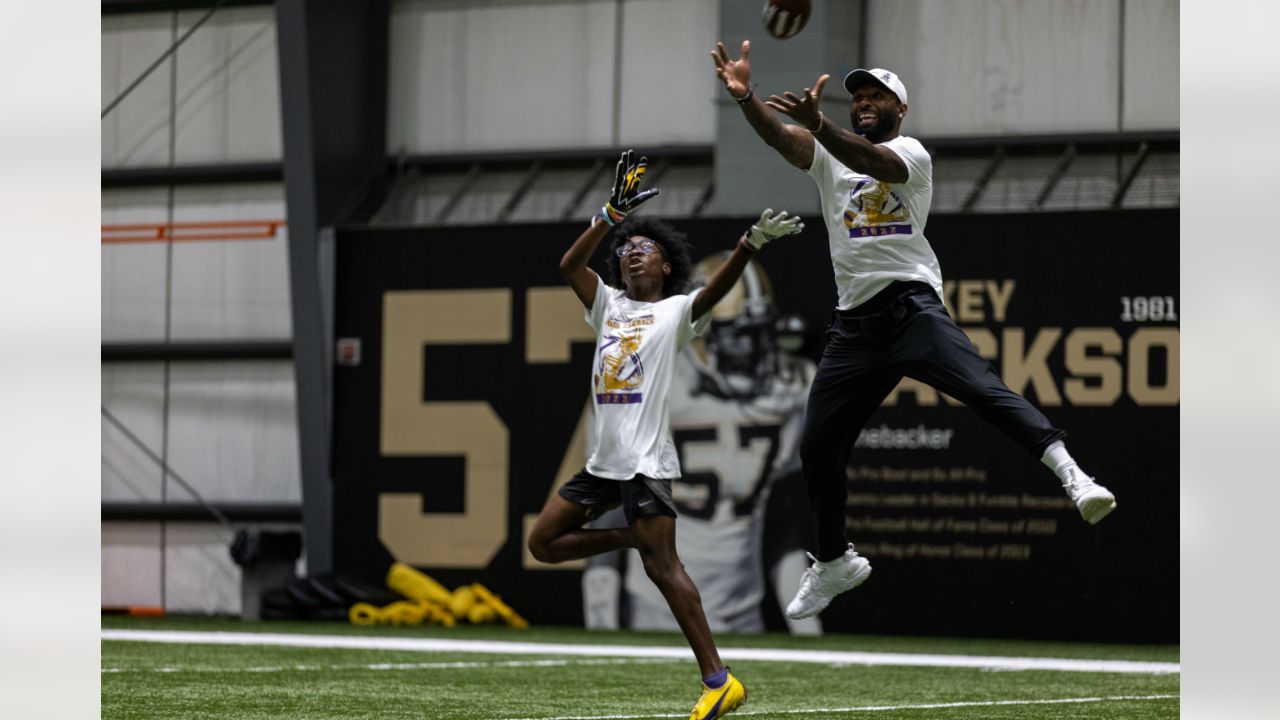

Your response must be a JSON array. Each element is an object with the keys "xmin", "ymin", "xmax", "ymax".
[{"xmin": 762, "ymin": 0, "xmax": 811, "ymax": 39}]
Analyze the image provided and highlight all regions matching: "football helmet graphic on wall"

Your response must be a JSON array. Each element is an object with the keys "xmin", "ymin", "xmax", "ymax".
[{"xmin": 689, "ymin": 251, "xmax": 780, "ymax": 401}]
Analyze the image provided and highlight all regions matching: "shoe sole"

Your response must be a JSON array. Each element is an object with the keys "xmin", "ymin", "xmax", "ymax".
[
  {"xmin": 1080, "ymin": 497, "xmax": 1116, "ymax": 525},
  {"xmin": 785, "ymin": 562, "xmax": 872, "ymax": 620}
]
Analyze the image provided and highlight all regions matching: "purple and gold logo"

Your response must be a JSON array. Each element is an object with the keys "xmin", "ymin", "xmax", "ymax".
[
  {"xmin": 595, "ymin": 325, "xmax": 645, "ymax": 404},
  {"xmin": 843, "ymin": 177, "xmax": 912, "ymax": 238}
]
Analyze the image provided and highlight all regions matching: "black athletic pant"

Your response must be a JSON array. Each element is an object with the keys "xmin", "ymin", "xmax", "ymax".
[{"xmin": 799, "ymin": 281, "xmax": 1066, "ymax": 561}]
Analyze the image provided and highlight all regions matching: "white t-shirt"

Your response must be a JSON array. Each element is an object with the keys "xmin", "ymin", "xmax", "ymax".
[
  {"xmin": 584, "ymin": 275, "xmax": 712, "ymax": 480},
  {"xmin": 806, "ymin": 135, "xmax": 943, "ymax": 310}
]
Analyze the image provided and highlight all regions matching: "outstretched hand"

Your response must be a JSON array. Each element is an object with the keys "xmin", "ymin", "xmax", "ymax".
[
  {"xmin": 711, "ymin": 40, "xmax": 752, "ymax": 100},
  {"xmin": 745, "ymin": 208, "xmax": 804, "ymax": 250},
  {"xmin": 601, "ymin": 150, "xmax": 659, "ymax": 226},
  {"xmin": 765, "ymin": 74, "xmax": 830, "ymax": 132}
]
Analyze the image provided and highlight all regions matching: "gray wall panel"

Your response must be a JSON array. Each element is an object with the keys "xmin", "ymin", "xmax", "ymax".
[
  {"xmin": 163, "ymin": 523, "xmax": 242, "ymax": 614},
  {"xmin": 169, "ymin": 184, "xmax": 291, "ymax": 340},
  {"xmin": 103, "ymin": 7, "xmax": 281, "ymax": 168},
  {"xmin": 100, "ymin": 6, "xmax": 307, "ymax": 614},
  {"xmin": 389, "ymin": 0, "xmax": 619, "ymax": 153},
  {"xmin": 103, "ymin": 521, "xmax": 300, "ymax": 615},
  {"xmin": 102, "ymin": 188, "xmax": 170, "ymax": 342},
  {"xmin": 388, "ymin": 0, "xmax": 1175, "ymax": 150},
  {"xmin": 102, "ymin": 363, "xmax": 167, "ymax": 503},
  {"xmin": 102, "ymin": 361, "xmax": 301, "ymax": 505},
  {"xmin": 867, "ymin": 0, "xmax": 1122, "ymax": 136},
  {"xmin": 174, "ymin": 6, "xmax": 282, "ymax": 164},
  {"xmin": 102, "ymin": 14, "xmax": 174, "ymax": 167},
  {"xmin": 615, "ymin": 0, "xmax": 719, "ymax": 145},
  {"xmin": 388, "ymin": 0, "xmax": 720, "ymax": 153},
  {"xmin": 102, "ymin": 184, "xmax": 290, "ymax": 342},
  {"xmin": 1123, "ymin": 0, "xmax": 1178, "ymax": 129},
  {"xmin": 101, "ymin": 242, "xmax": 170, "ymax": 342},
  {"xmin": 165, "ymin": 362, "xmax": 301, "ymax": 503},
  {"xmin": 101, "ymin": 523, "xmax": 164, "ymax": 608}
]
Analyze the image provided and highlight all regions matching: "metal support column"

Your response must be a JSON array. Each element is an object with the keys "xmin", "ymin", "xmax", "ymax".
[{"xmin": 275, "ymin": 0, "xmax": 390, "ymax": 575}]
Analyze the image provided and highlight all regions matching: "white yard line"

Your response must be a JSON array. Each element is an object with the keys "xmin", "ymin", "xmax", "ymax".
[
  {"xmin": 102, "ymin": 657, "xmax": 677, "ymax": 674},
  {"xmin": 500, "ymin": 694, "xmax": 1180, "ymax": 720},
  {"xmin": 101, "ymin": 629, "xmax": 1178, "ymax": 675}
]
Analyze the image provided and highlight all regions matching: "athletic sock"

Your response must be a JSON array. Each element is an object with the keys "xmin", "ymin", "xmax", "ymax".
[
  {"xmin": 1040, "ymin": 441, "xmax": 1085, "ymax": 482},
  {"xmin": 703, "ymin": 666, "xmax": 728, "ymax": 689}
]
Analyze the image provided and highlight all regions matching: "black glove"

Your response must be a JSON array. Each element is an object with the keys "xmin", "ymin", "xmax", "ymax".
[{"xmin": 600, "ymin": 150, "xmax": 660, "ymax": 226}]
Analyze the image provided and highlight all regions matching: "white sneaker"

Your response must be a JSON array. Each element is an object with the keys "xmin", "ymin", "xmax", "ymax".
[
  {"xmin": 1062, "ymin": 470, "xmax": 1116, "ymax": 524},
  {"xmin": 785, "ymin": 544, "xmax": 871, "ymax": 620}
]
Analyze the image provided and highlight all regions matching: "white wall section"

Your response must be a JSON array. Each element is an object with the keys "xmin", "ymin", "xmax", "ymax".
[
  {"xmin": 614, "ymin": 0, "xmax": 719, "ymax": 145},
  {"xmin": 174, "ymin": 7, "xmax": 282, "ymax": 164},
  {"xmin": 168, "ymin": 184, "xmax": 292, "ymax": 340},
  {"xmin": 102, "ymin": 361, "xmax": 301, "ymax": 503},
  {"xmin": 1122, "ymin": 0, "xmax": 1178, "ymax": 129},
  {"xmin": 866, "ymin": 0, "xmax": 1135, "ymax": 137},
  {"xmin": 388, "ymin": 0, "xmax": 719, "ymax": 153},
  {"xmin": 102, "ymin": 363, "xmax": 168, "ymax": 503},
  {"xmin": 102, "ymin": 6, "xmax": 295, "ymax": 617},
  {"xmin": 101, "ymin": 523, "xmax": 164, "ymax": 608},
  {"xmin": 101, "ymin": 188, "xmax": 172, "ymax": 341},
  {"xmin": 102, "ymin": 13, "xmax": 174, "ymax": 167},
  {"xmin": 165, "ymin": 362, "xmax": 301, "ymax": 503},
  {"xmin": 102, "ymin": 6, "xmax": 281, "ymax": 168},
  {"xmin": 101, "ymin": 183, "xmax": 290, "ymax": 342}
]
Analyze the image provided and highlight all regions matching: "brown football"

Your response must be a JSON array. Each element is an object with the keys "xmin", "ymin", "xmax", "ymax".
[{"xmin": 762, "ymin": 0, "xmax": 811, "ymax": 39}]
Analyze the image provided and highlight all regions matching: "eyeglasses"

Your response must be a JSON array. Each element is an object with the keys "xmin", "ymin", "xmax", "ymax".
[{"xmin": 615, "ymin": 239, "xmax": 664, "ymax": 258}]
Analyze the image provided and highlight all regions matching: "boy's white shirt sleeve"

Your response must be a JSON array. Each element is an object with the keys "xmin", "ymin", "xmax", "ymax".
[{"xmin": 679, "ymin": 289, "xmax": 714, "ymax": 346}]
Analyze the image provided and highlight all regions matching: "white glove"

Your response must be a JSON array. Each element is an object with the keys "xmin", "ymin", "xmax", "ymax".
[{"xmin": 745, "ymin": 208, "xmax": 804, "ymax": 249}]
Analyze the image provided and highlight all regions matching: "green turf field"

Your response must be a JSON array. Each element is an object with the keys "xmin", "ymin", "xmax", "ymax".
[{"xmin": 101, "ymin": 617, "xmax": 1178, "ymax": 719}]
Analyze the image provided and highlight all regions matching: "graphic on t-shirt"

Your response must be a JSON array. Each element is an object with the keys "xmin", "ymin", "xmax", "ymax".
[
  {"xmin": 842, "ymin": 177, "xmax": 912, "ymax": 238},
  {"xmin": 595, "ymin": 315, "xmax": 651, "ymax": 404}
]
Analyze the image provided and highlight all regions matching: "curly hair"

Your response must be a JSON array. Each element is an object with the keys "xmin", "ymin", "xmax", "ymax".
[{"xmin": 604, "ymin": 217, "xmax": 695, "ymax": 298}]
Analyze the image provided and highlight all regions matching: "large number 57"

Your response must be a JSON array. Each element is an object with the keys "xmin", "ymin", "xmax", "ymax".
[{"xmin": 378, "ymin": 288, "xmax": 595, "ymax": 570}]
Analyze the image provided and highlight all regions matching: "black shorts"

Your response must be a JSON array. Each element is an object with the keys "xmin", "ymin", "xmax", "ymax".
[{"xmin": 558, "ymin": 469, "xmax": 677, "ymax": 525}]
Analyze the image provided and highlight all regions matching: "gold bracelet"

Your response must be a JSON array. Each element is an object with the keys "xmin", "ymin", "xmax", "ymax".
[{"xmin": 808, "ymin": 113, "xmax": 825, "ymax": 134}]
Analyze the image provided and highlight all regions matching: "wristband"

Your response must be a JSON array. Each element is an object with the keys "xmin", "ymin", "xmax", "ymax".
[
  {"xmin": 808, "ymin": 112, "xmax": 825, "ymax": 134},
  {"xmin": 738, "ymin": 235, "xmax": 758, "ymax": 253},
  {"xmin": 600, "ymin": 203, "xmax": 625, "ymax": 227},
  {"xmin": 733, "ymin": 87, "xmax": 754, "ymax": 105}
]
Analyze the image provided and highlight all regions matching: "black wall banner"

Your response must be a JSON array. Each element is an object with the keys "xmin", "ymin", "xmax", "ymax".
[{"xmin": 331, "ymin": 209, "xmax": 1177, "ymax": 643}]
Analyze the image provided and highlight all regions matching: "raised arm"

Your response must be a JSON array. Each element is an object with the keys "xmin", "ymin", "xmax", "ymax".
[
  {"xmin": 560, "ymin": 150, "xmax": 660, "ymax": 308},
  {"xmin": 559, "ymin": 218, "xmax": 609, "ymax": 309},
  {"xmin": 692, "ymin": 209, "xmax": 804, "ymax": 320},
  {"xmin": 765, "ymin": 74, "xmax": 908, "ymax": 183},
  {"xmin": 711, "ymin": 40, "xmax": 814, "ymax": 171}
]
